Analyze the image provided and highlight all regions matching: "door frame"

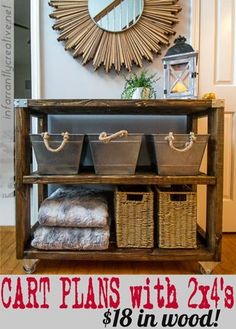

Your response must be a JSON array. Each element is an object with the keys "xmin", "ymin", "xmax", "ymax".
[{"xmin": 30, "ymin": 0, "xmax": 41, "ymax": 98}]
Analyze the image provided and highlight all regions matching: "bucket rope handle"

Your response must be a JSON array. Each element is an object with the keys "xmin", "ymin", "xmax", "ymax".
[
  {"xmin": 165, "ymin": 132, "xmax": 197, "ymax": 153},
  {"xmin": 99, "ymin": 130, "xmax": 128, "ymax": 143},
  {"xmin": 41, "ymin": 132, "xmax": 70, "ymax": 153}
]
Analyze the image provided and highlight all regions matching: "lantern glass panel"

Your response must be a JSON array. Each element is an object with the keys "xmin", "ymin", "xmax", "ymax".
[{"xmin": 170, "ymin": 62, "xmax": 189, "ymax": 94}]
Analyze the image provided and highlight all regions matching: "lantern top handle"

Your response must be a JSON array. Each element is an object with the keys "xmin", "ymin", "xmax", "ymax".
[{"xmin": 165, "ymin": 35, "xmax": 195, "ymax": 57}]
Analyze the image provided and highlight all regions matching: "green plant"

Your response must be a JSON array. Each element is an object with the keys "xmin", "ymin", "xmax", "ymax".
[{"xmin": 121, "ymin": 70, "xmax": 159, "ymax": 99}]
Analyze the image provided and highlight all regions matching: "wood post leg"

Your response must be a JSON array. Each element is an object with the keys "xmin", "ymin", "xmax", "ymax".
[
  {"xmin": 23, "ymin": 259, "xmax": 40, "ymax": 274},
  {"xmin": 198, "ymin": 261, "xmax": 220, "ymax": 274}
]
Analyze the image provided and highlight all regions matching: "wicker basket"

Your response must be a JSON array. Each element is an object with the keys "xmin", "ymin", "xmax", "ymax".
[
  {"xmin": 115, "ymin": 186, "xmax": 154, "ymax": 248},
  {"xmin": 155, "ymin": 185, "xmax": 197, "ymax": 249}
]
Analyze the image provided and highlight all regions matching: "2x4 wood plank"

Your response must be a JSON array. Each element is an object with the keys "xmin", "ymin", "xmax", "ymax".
[
  {"xmin": 15, "ymin": 99, "xmax": 225, "ymax": 115},
  {"xmin": 23, "ymin": 173, "xmax": 216, "ymax": 185}
]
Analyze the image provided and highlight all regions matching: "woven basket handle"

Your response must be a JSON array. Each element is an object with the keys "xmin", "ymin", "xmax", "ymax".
[
  {"xmin": 126, "ymin": 193, "xmax": 144, "ymax": 202},
  {"xmin": 165, "ymin": 132, "xmax": 196, "ymax": 153},
  {"xmin": 41, "ymin": 132, "xmax": 70, "ymax": 153},
  {"xmin": 99, "ymin": 130, "xmax": 128, "ymax": 143}
]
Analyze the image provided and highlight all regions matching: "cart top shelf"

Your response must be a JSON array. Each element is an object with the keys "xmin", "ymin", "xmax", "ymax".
[{"xmin": 14, "ymin": 99, "xmax": 225, "ymax": 115}]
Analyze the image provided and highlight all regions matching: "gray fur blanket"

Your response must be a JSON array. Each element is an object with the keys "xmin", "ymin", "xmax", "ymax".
[
  {"xmin": 38, "ymin": 186, "xmax": 110, "ymax": 228},
  {"xmin": 31, "ymin": 226, "xmax": 110, "ymax": 250}
]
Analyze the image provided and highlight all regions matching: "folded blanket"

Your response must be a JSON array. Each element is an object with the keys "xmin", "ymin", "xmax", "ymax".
[
  {"xmin": 31, "ymin": 226, "xmax": 110, "ymax": 250},
  {"xmin": 38, "ymin": 186, "xmax": 110, "ymax": 228}
]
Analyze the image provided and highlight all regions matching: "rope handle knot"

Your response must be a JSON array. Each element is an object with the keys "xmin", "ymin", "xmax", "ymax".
[
  {"xmin": 41, "ymin": 132, "xmax": 70, "ymax": 153},
  {"xmin": 165, "ymin": 132, "xmax": 196, "ymax": 153},
  {"xmin": 99, "ymin": 130, "xmax": 128, "ymax": 143}
]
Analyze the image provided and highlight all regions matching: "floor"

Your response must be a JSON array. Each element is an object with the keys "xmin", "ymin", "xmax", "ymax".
[{"xmin": 1, "ymin": 227, "xmax": 236, "ymax": 274}]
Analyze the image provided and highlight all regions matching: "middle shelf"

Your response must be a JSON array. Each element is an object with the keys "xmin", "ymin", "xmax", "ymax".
[{"xmin": 23, "ymin": 172, "xmax": 216, "ymax": 185}]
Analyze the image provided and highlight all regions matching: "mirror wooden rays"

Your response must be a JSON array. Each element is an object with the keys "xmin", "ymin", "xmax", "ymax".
[{"xmin": 49, "ymin": 0, "xmax": 182, "ymax": 72}]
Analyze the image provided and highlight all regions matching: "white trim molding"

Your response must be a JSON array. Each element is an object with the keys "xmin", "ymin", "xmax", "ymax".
[
  {"xmin": 30, "ymin": 0, "xmax": 41, "ymax": 225},
  {"xmin": 30, "ymin": 0, "xmax": 41, "ymax": 98},
  {"xmin": 190, "ymin": 0, "xmax": 201, "ymax": 97},
  {"xmin": 190, "ymin": 0, "xmax": 201, "ymax": 51}
]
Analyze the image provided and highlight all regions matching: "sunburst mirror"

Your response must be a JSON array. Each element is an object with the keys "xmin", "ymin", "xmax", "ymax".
[{"xmin": 49, "ymin": 0, "xmax": 182, "ymax": 72}]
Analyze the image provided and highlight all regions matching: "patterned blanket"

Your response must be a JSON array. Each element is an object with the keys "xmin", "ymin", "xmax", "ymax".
[
  {"xmin": 38, "ymin": 186, "xmax": 110, "ymax": 228},
  {"xmin": 31, "ymin": 226, "xmax": 110, "ymax": 250}
]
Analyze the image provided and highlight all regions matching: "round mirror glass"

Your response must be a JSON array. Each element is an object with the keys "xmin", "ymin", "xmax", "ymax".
[{"xmin": 88, "ymin": 0, "xmax": 144, "ymax": 32}]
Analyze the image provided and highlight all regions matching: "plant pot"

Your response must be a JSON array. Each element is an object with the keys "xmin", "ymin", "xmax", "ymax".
[{"xmin": 132, "ymin": 87, "xmax": 151, "ymax": 99}]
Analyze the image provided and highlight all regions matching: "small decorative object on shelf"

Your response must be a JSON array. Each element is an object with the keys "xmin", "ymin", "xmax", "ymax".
[
  {"xmin": 121, "ymin": 70, "xmax": 159, "ymax": 99},
  {"xmin": 162, "ymin": 36, "xmax": 198, "ymax": 99},
  {"xmin": 202, "ymin": 92, "xmax": 216, "ymax": 100}
]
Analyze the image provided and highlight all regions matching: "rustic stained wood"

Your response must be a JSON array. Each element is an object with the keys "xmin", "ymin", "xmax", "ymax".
[
  {"xmin": 23, "ymin": 99, "xmax": 225, "ymax": 114},
  {"xmin": 206, "ymin": 107, "xmax": 224, "ymax": 260},
  {"xmin": 37, "ymin": 115, "xmax": 48, "ymax": 207},
  {"xmin": 23, "ymin": 244, "xmax": 214, "ymax": 262},
  {"xmin": 23, "ymin": 173, "xmax": 216, "ymax": 185},
  {"xmin": 48, "ymin": 0, "xmax": 182, "ymax": 72},
  {"xmin": 14, "ymin": 99, "xmax": 224, "ymax": 265},
  {"xmin": 15, "ymin": 108, "xmax": 31, "ymax": 259}
]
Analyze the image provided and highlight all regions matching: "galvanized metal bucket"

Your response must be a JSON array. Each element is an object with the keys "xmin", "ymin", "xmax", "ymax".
[
  {"xmin": 88, "ymin": 131, "xmax": 143, "ymax": 175},
  {"xmin": 30, "ymin": 132, "xmax": 84, "ymax": 174},
  {"xmin": 152, "ymin": 132, "xmax": 209, "ymax": 175}
]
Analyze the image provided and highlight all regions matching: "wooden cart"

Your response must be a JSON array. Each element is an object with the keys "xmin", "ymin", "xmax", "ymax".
[{"xmin": 14, "ymin": 99, "xmax": 224, "ymax": 274}]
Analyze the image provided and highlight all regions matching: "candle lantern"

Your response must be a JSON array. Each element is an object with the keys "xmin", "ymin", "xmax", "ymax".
[{"xmin": 162, "ymin": 36, "xmax": 198, "ymax": 99}]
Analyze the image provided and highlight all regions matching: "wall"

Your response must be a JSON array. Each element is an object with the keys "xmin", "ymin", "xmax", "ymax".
[{"xmin": 40, "ymin": 0, "xmax": 191, "ymax": 99}]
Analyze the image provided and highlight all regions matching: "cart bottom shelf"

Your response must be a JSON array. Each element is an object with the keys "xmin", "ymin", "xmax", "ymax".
[{"xmin": 22, "ymin": 244, "xmax": 217, "ymax": 262}]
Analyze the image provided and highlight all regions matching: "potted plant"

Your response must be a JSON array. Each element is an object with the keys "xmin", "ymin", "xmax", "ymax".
[{"xmin": 121, "ymin": 70, "xmax": 159, "ymax": 99}]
